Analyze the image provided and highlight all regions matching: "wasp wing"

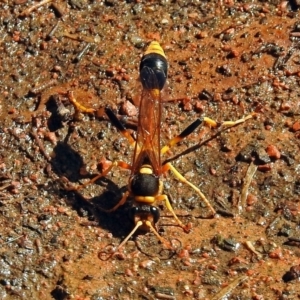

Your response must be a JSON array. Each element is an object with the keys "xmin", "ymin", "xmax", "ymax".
[{"xmin": 131, "ymin": 67, "xmax": 162, "ymax": 176}]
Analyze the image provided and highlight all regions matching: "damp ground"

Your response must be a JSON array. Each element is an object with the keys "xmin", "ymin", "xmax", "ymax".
[{"xmin": 0, "ymin": 1, "xmax": 300, "ymax": 299}]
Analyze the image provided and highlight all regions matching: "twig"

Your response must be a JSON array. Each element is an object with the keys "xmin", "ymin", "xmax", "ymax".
[
  {"xmin": 244, "ymin": 241, "xmax": 263, "ymax": 259},
  {"xmin": 7, "ymin": 128, "xmax": 36, "ymax": 161},
  {"xmin": 239, "ymin": 161, "xmax": 257, "ymax": 213},
  {"xmin": 0, "ymin": 183, "xmax": 11, "ymax": 191},
  {"xmin": 73, "ymin": 43, "xmax": 91, "ymax": 63},
  {"xmin": 30, "ymin": 129, "xmax": 51, "ymax": 162},
  {"xmin": 19, "ymin": 0, "xmax": 53, "ymax": 17},
  {"xmin": 30, "ymin": 79, "xmax": 57, "ymax": 95},
  {"xmin": 211, "ymin": 275, "xmax": 248, "ymax": 300},
  {"xmin": 62, "ymin": 31, "xmax": 97, "ymax": 43},
  {"xmin": 1, "ymin": 235, "xmax": 24, "ymax": 245}
]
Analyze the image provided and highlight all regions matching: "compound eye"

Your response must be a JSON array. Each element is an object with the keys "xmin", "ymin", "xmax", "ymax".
[{"xmin": 150, "ymin": 206, "xmax": 160, "ymax": 224}]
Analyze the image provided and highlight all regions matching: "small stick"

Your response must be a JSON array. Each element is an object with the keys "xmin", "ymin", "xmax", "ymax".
[
  {"xmin": 211, "ymin": 275, "xmax": 248, "ymax": 300},
  {"xmin": 2, "ymin": 235, "xmax": 24, "ymax": 245},
  {"xmin": 19, "ymin": 0, "xmax": 53, "ymax": 17},
  {"xmin": 47, "ymin": 22, "xmax": 60, "ymax": 40},
  {"xmin": 239, "ymin": 161, "xmax": 257, "ymax": 213},
  {"xmin": 30, "ymin": 129, "xmax": 51, "ymax": 161},
  {"xmin": 30, "ymin": 79, "xmax": 57, "ymax": 95},
  {"xmin": 244, "ymin": 241, "xmax": 263, "ymax": 259},
  {"xmin": 62, "ymin": 31, "xmax": 96, "ymax": 43},
  {"xmin": 50, "ymin": 3, "xmax": 65, "ymax": 17},
  {"xmin": 7, "ymin": 128, "xmax": 36, "ymax": 160},
  {"xmin": 73, "ymin": 43, "xmax": 91, "ymax": 63},
  {"xmin": 0, "ymin": 183, "xmax": 11, "ymax": 191}
]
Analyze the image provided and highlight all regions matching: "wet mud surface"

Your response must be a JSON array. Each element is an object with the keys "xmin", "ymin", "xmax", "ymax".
[{"xmin": 1, "ymin": 1, "xmax": 300, "ymax": 299}]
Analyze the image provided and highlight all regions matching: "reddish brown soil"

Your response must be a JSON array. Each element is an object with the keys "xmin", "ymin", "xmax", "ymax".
[{"xmin": 0, "ymin": 1, "xmax": 300, "ymax": 299}]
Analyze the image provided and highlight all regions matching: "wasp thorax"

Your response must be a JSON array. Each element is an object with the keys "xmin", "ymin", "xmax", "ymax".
[{"xmin": 130, "ymin": 171, "xmax": 159, "ymax": 196}]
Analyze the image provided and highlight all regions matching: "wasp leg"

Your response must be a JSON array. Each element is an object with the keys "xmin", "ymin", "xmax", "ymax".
[
  {"xmin": 203, "ymin": 114, "xmax": 255, "ymax": 128},
  {"xmin": 156, "ymin": 194, "xmax": 192, "ymax": 233},
  {"xmin": 162, "ymin": 162, "xmax": 216, "ymax": 216},
  {"xmin": 98, "ymin": 221, "xmax": 144, "ymax": 260},
  {"xmin": 161, "ymin": 113, "xmax": 256, "ymax": 165},
  {"xmin": 69, "ymin": 161, "xmax": 131, "ymax": 213},
  {"xmin": 160, "ymin": 117, "xmax": 231, "ymax": 154},
  {"xmin": 99, "ymin": 190, "xmax": 130, "ymax": 213},
  {"xmin": 117, "ymin": 220, "xmax": 172, "ymax": 251},
  {"xmin": 67, "ymin": 90, "xmax": 96, "ymax": 114},
  {"xmin": 161, "ymin": 113, "xmax": 256, "ymax": 155},
  {"xmin": 99, "ymin": 219, "xmax": 173, "ymax": 260},
  {"xmin": 105, "ymin": 107, "xmax": 138, "ymax": 149},
  {"xmin": 70, "ymin": 160, "xmax": 131, "ymax": 191},
  {"xmin": 161, "ymin": 118, "xmax": 204, "ymax": 154},
  {"xmin": 145, "ymin": 220, "xmax": 173, "ymax": 249},
  {"xmin": 160, "ymin": 114, "xmax": 255, "ymax": 156},
  {"xmin": 70, "ymin": 108, "xmax": 137, "ymax": 191},
  {"xmin": 159, "ymin": 118, "xmax": 215, "ymax": 216},
  {"xmin": 219, "ymin": 113, "xmax": 256, "ymax": 127},
  {"xmin": 203, "ymin": 117, "xmax": 218, "ymax": 127}
]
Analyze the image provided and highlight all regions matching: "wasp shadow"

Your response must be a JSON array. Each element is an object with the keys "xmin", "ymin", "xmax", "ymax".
[
  {"xmin": 73, "ymin": 187, "xmax": 133, "ymax": 239},
  {"xmin": 50, "ymin": 140, "xmax": 133, "ymax": 238}
]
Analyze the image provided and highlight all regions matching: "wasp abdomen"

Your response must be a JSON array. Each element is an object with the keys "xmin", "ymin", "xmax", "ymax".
[{"xmin": 140, "ymin": 41, "xmax": 168, "ymax": 91}]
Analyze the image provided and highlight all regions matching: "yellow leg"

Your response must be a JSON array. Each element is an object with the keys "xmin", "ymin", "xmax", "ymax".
[
  {"xmin": 68, "ymin": 90, "xmax": 96, "ymax": 114},
  {"xmin": 161, "ymin": 118, "xmax": 204, "ymax": 155},
  {"xmin": 116, "ymin": 220, "xmax": 172, "ymax": 251},
  {"xmin": 203, "ymin": 117, "xmax": 218, "ymax": 127},
  {"xmin": 98, "ymin": 221, "xmax": 145, "ymax": 260},
  {"xmin": 160, "ymin": 114, "xmax": 248, "ymax": 155},
  {"xmin": 72, "ymin": 160, "xmax": 131, "ymax": 191},
  {"xmin": 72, "ymin": 161, "xmax": 132, "ymax": 213},
  {"xmin": 161, "ymin": 113, "xmax": 255, "ymax": 155},
  {"xmin": 219, "ymin": 113, "xmax": 256, "ymax": 127},
  {"xmin": 99, "ymin": 190, "xmax": 130, "ymax": 213},
  {"xmin": 204, "ymin": 113, "xmax": 255, "ymax": 128},
  {"xmin": 163, "ymin": 162, "xmax": 216, "ymax": 216},
  {"xmin": 145, "ymin": 220, "xmax": 173, "ymax": 249},
  {"xmin": 161, "ymin": 113, "xmax": 256, "ymax": 165},
  {"xmin": 99, "ymin": 220, "xmax": 172, "ymax": 260},
  {"xmin": 156, "ymin": 194, "xmax": 191, "ymax": 232}
]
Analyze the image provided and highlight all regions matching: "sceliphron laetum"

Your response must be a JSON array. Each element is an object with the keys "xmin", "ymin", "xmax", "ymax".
[{"xmin": 67, "ymin": 41, "xmax": 254, "ymax": 259}]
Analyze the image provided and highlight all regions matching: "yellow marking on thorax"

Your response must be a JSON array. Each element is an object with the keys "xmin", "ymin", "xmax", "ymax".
[{"xmin": 135, "ymin": 196, "xmax": 155, "ymax": 204}]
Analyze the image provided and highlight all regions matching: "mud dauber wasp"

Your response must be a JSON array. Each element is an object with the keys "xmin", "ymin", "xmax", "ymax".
[{"xmin": 67, "ymin": 41, "xmax": 254, "ymax": 258}]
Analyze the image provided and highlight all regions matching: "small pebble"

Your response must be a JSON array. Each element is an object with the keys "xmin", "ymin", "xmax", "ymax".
[
  {"xmin": 194, "ymin": 100, "xmax": 205, "ymax": 112},
  {"xmin": 120, "ymin": 100, "xmax": 137, "ymax": 117},
  {"xmin": 183, "ymin": 101, "xmax": 193, "ymax": 111},
  {"xmin": 283, "ymin": 265, "xmax": 300, "ymax": 282},
  {"xmin": 195, "ymin": 31, "xmax": 208, "ymax": 39},
  {"xmin": 269, "ymin": 248, "xmax": 283, "ymax": 259},
  {"xmin": 139, "ymin": 259, "xmax": 155, "ymax": 269},
  {"xmin": 257, "ymin": 164, "xmax": 272, "ymax": 172},
  {"xmin": 266, "ymin": 145, "xmax": 281, "ymax": 159},
  {"xmin": 291, "ymin": 121, "xmax": 300, "ymax": 132},
  {"xmin": 246, "ymin": 194, "xmax": 258, "ymax": 206}
]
